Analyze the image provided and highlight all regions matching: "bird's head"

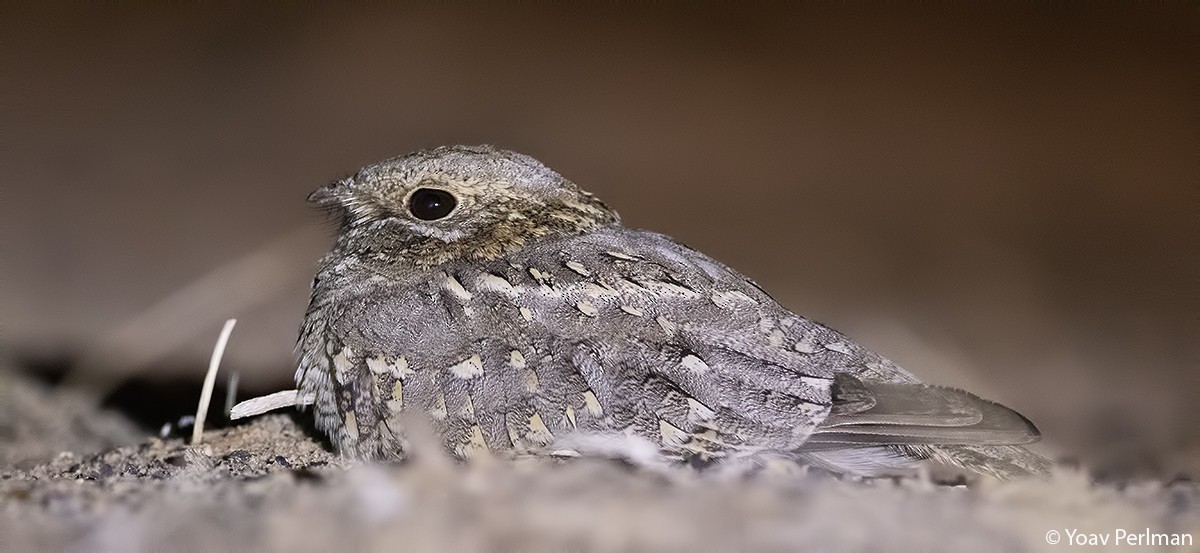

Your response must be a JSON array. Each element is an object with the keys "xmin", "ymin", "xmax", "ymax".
[{"xmin": 310, "ymin": 145, "xmax": 620, "ymax": 267}]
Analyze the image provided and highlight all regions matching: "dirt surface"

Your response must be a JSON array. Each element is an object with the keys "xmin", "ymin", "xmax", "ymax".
[{"xmin": 3, "ymin": 374, "xmax": 1197, "ymax": 552}]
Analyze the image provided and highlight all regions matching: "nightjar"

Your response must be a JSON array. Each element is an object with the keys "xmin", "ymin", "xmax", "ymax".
[{"xmin": 297, "ymin": 145, "xmax": 1045, "ymax": 478}]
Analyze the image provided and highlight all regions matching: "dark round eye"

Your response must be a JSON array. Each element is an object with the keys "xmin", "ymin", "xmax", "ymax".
[{"xmin": 407, "ymin": 188, "xmax": 457, "ymax": 221}]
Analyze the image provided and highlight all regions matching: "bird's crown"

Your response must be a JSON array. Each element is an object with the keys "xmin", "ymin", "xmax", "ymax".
[{"xmin": 312, "ymin": 145, "xmax": 620, "ymax": 267}]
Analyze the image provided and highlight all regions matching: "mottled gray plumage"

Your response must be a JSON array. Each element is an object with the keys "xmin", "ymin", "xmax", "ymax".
[{"xmin": 297, "ymin": 145, "xmax": 1046, "ymax": 478}]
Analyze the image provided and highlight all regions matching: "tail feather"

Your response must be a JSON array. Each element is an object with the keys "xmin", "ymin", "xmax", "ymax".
[{"xmin": 796, "ymin": 375, "xmax": 1048, "ymax": 478}]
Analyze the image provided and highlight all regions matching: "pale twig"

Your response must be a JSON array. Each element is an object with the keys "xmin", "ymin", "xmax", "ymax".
[
  {"xmin": 223, "ymin": 372, "xmax": 240, "ymax": 418},
  {"xmin": 230, "ymin": 389, "xmax": 316, "ymax": 420},
  {"xmin": 192, "ymin": 319, "xmax": 237, "ymax": 445}
]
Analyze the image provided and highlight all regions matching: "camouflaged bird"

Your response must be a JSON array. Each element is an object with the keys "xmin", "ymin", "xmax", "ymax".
[{"xmin": 297, "ymin": 145, "xmax": 1047, "ymax": 478}]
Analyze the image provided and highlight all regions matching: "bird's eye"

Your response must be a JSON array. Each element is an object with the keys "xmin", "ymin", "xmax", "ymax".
[{"xmin": 407, "ymin": 188, "xmax": 457, "ymax": 221}]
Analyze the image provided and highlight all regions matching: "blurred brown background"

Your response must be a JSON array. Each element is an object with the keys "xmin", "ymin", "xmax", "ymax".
[{"xmin": 4, "ymin": 4, "xmax": 1196, "ymax": 475}]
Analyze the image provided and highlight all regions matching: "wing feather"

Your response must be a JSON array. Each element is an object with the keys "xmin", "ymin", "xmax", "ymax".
[{"xmin": 306, "ymin": 226, "xmax": 1042, "ymax": 476}]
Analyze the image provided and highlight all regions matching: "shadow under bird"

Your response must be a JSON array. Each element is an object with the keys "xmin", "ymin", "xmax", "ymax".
[{"xmin": 296, "ymin": 145, "xmax": 1045, "ymax": 478}]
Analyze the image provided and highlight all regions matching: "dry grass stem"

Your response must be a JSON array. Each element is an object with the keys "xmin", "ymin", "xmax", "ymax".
[
  {"xmin": 230, "ymin": 390, "xmax": 316, "ymax": 420},
  {"xmin": 192, "ymin": 319, "xmax": 237, "ymax": 444}
]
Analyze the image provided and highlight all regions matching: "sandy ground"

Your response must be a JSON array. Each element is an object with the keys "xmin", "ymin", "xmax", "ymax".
[{"xmin": 3, "ymin": 374, "xmax": 1197, "ymax": 552}]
